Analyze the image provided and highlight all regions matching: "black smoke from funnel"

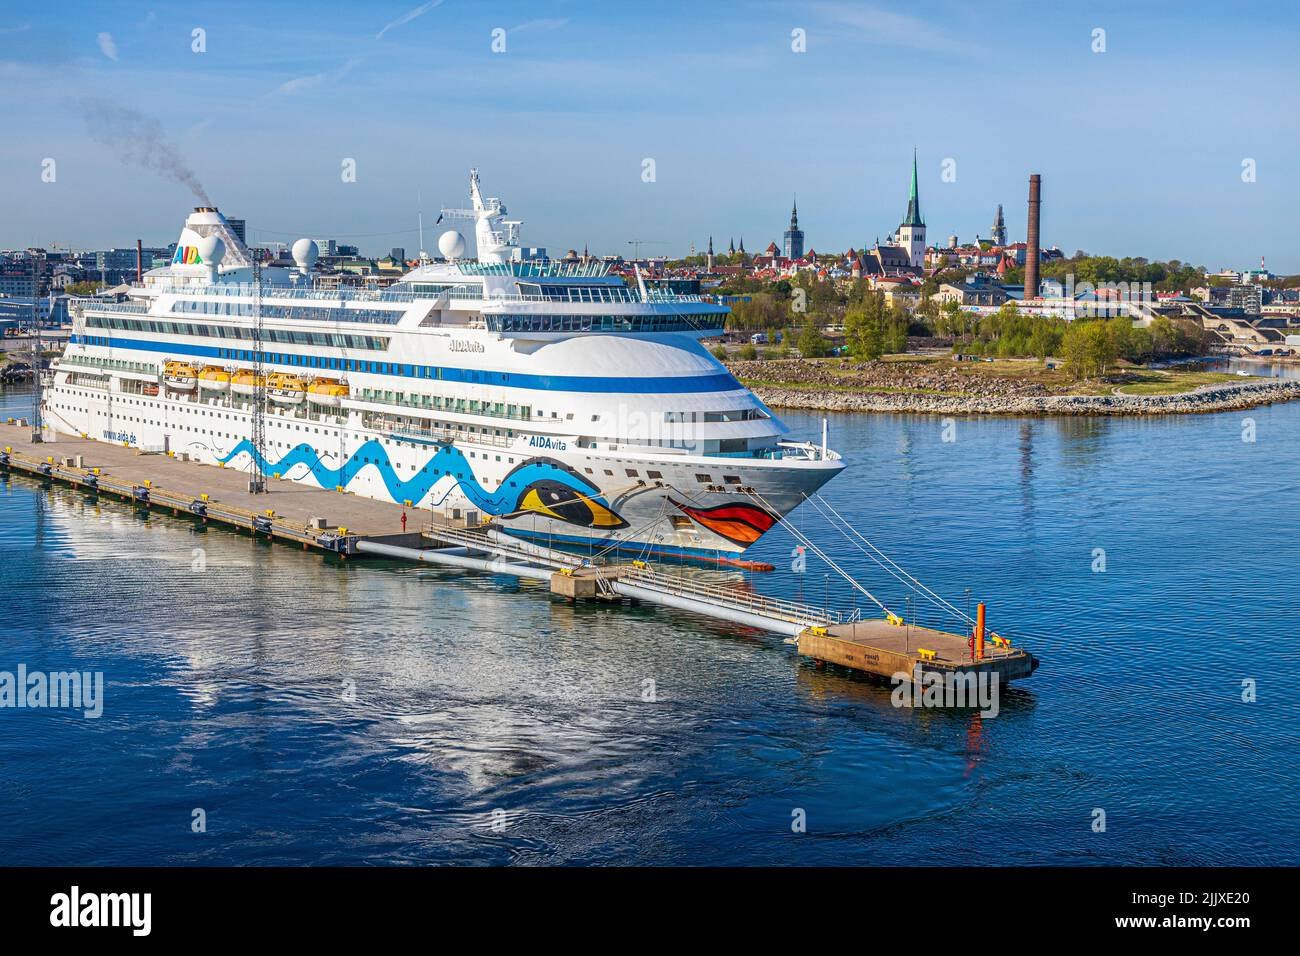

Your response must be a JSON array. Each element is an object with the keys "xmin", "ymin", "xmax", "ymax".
[{"xmin": 76, "ymin": 100, "xmax": 211, "ymax": 205}]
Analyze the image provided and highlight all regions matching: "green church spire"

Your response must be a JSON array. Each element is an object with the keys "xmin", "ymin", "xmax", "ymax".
[{"xmin": 903, "ymin": 148, "xmax": 924, "ymax": 227}]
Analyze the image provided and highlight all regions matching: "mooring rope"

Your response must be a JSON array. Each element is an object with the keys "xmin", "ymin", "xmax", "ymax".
[
  {"xmin": 740, "ymin": 487, "xmax": 893, "ymax": 616},
  {"xmin": 802, "ymin": 493, "xmax": 973, "ymax": 627}
]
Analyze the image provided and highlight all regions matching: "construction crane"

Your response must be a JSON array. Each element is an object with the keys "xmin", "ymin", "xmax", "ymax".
[
  {"xmin": 626, "ymin": 239, "xmax": 667, "ymax": 262},
  {"xmin": 29, "ymin": 306, "xmax": 43, "ymax": 443}
]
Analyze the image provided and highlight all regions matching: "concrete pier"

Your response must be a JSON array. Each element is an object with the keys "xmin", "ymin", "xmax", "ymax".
[{"xmin": 0, "ymin": 422, "xmax": 415, "ymax": 551}]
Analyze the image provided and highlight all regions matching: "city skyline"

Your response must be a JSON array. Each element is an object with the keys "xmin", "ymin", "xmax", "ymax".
[{"xmin": 1, "ymin": 1, "xmax": 1296, "ymax": 271}]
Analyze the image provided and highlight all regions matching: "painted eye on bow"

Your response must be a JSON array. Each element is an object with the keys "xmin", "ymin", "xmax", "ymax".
[{"xmin": 516, "ymin": 480, "xmax": 627, "ymax": 530}]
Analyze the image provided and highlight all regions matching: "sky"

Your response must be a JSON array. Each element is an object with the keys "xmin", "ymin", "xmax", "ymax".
[{"xmin": 0, "ymin": 0, "xmax": 1295, "ymax": 271}]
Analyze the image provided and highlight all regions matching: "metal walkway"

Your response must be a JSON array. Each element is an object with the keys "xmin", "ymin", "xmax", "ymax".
[{"xmin": 358, "ymin": 521, "xmax": 845, "ymax": 636}]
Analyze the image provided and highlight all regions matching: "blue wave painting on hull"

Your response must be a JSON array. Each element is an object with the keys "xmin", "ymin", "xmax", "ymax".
[{"xmin": 218, "ymin": 438, "xmax": 603, "ymax": 513}]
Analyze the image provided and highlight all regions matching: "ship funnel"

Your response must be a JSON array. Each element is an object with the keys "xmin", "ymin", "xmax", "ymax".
[{"xmin": 170, "ymin": 206, "xmax": 251, "ymax": 277}]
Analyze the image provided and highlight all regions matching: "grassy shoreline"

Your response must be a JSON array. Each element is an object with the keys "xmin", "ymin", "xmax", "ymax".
[{"xmin": 727, "ymin": 353, "xmax": 1294, "ymax": 416}]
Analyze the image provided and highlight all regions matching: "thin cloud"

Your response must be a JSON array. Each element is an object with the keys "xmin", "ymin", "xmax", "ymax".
[
  {"xmin": 511, "ymin": 18, "xmax": 569, "ymax": 34},
  {"xmin": 97, "ymin": 31, "xmax": 119, "ymax": 62},
  {"xmin": 810, "ymin": 2, "xmax": 974, "ymax": 56},
  {"xmin": 264, "ymin": 57, "xmax": 362, "ymax": 98},
  {"xmin": 376, "ymin": 0, "xmax": 445, "ymax": 41}
]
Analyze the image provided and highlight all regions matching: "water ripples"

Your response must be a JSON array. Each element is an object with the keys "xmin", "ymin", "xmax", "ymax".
[{"xmin": 1, "ymin": 385, "xmax": 1297, "ymax": 864}]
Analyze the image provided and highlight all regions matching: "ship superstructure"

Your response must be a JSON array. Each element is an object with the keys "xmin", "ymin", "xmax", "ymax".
[{"xmin": 45, "ymin": 171, "xmax": 843, "ymax": 561}]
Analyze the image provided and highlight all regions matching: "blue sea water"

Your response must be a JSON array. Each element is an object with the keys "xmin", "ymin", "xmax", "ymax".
[{"xmin": 1, "ymin": 369, "xmax": 1297, "ymax": 866}]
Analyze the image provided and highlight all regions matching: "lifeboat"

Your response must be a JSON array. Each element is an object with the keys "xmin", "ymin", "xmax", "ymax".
[
  {"xmin": 198, "ymin": 366, "xmax": 232, "ymax": 392},
  {"xmin": 307, "ymin": 377, "xmax": 349, "ymax": 408},
  {"xmin": 231, "ymin": 369, "xmax": 263, "ymax": 397},
  {"xmin": 267, "ymin": 372, "xmax": 307, "ymax": 406},
  {"xmin": 142, "ymin": 384, "xmax": 160, "ymax": 397},
  {"xmin": 163, "ymin": 361, "xmax": 198, "ymax": 392}
]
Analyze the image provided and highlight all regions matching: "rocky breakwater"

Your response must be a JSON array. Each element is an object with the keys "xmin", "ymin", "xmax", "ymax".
[{"xmin": 731, "ymin": 359, "xmax": 1300, "ymax": 416}]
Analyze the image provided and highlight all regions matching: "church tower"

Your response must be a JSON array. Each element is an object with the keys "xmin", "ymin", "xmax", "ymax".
[
  {"xmin": 896, "ymin": 150, "xmax": 926, "ymax": 269},
  {"xmin": 783, "ymin": 197, "xmax": 804, "ymax": 259},
  {"xmin": 991, "ymin": 204, "xmax": 1007, "ymax": 246}
]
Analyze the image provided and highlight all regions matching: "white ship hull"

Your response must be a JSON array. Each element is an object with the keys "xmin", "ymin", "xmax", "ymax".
[{"xmin": 43, "ymin": 380, "xmax": 839, "ymax": 560}]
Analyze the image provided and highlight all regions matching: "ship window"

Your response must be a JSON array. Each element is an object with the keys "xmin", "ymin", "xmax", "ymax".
[
  {"xmin": 695, "ymin": 474, "xmax": 712, "ymax": 483},
  {"xmin": 603, "ymin": 469, "xmax": 613, "ymax": 476},
  {"xmin": 724, "ymin": 475, "xmax": 742, "ymax": 484},
  {"xmin": 647, "ymin": 470, "xmax": 663, "ymax": 480},
  {"xmin": 625, "ymin": 469, "xmax": 638, "ymax": 478}
]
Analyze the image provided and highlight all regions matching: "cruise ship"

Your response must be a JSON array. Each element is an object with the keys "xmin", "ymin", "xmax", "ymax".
[{"xmin": 45, "ymin": 170, "xmax": 844, "ymax": 563}]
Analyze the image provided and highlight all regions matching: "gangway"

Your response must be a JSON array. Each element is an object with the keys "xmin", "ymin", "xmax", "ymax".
[
  {"xmin": 353, "ymin": 523, "xmax": 1038, "ymax": 684},
  {"xmin": 358, "ymin": 519, "xmax": 842, "ymax": 635}
]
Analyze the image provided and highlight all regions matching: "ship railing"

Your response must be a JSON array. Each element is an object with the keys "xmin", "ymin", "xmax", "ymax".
[
  {"xmin": 361, "ymin": 413, "xmax": 517, "ymax": 449},
  {"xmin": 154, "ymin": 282, "xmax": 420, "ymax": 304},
  {"xmin": 351, "ymin": 392, "xmax": 532, "ymax": 424},
  {"xmin": 165, "ymin": 300, "xmax": 405, "ymax": 325},
  {"xmin": 74, "ymin": 301, "xmax": 151, "ymax": 316},
  {"xmin": 56, "ymin": 354, "xmax": 157, "ymax": 375},
  {"xmin": 457, "ymin": 260, "xmax": 611, "ymax": 279},
  {"xmin": 484, "ymin": 314, "xmax": 720, "ymax": 335},
  {"xmin": 764, "ymin": 441, "xmax": 840, "ymax": 462},
  {"xmin": 445, "ymin": 288, "xmax": 721, "ymax": 306}
]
